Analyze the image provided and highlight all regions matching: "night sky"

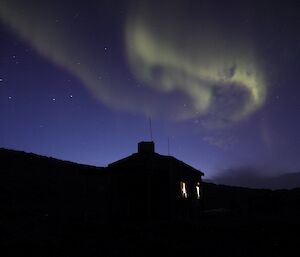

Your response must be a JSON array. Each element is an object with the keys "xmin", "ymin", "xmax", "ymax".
[{"xmin": 1, "ymin": 0, "xmax": 300, "ymax": 182}]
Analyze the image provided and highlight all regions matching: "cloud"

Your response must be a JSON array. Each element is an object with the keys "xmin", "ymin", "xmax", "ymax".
[
  {"xmin": 212, "ymin": 166, "xmax": 300, "ymax": 189},
  {"xmin": 203, "ymin": 136, "xmax": 226, "ymax": 149},
  {"xmin": 0, "ymin": 0, "xmax": 267, "ymax": 129}
]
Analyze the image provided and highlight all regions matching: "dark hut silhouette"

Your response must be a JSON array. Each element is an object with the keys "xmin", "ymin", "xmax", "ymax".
[{"xmin": 107, "ymin": 141, "xmax": 204, "ymax": 220}]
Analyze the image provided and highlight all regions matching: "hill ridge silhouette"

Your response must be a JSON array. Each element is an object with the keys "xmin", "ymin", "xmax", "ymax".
[{"xmin": 1, "ymin": 147, "xmax": 300, "ymax": 257}]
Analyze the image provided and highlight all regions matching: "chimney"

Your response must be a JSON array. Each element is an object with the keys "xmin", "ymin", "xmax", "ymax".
[{"xmin": 138, "ymin": 141, "xmax": 155, "ymax": 154}]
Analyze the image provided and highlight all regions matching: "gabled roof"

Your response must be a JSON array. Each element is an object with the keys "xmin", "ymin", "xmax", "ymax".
[{"xmin": 108, "ymin": 151, "xmax": 204, "ymax": 176}]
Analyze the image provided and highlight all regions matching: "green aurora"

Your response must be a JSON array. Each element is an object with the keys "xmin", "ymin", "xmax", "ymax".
[
  {"xmin": 0, "ymin": 0, "xmax": 266, "ymax": 128},
  {"xmin": 126, "ymin": 1, "xmax": 266, "ymax": 126}
]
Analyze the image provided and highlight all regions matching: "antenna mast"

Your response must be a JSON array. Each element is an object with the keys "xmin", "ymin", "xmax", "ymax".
[
  {"xmin": 149, "ymin": 117, "xmax": 153, "ymax": 141},
  {"xmin": 167, "ymin": 137, "xmax": 170, "ymax": 155}
]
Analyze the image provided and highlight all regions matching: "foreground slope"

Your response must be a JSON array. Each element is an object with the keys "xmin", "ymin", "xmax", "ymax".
[{"xmin": 1, "ymin": 148, "xmax": 300, "ymax": 257}]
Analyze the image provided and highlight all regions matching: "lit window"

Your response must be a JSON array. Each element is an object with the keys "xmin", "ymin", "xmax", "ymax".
[
  {"xmin": 196, "ymin": 184, "xmax": 201, "ymax": 199},
  {"xmin": 180, "ymin": 181, "xmax": 188, "ymax": 198}
]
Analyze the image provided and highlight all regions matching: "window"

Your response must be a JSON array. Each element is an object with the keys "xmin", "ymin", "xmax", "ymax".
[
  {"xmin": 196, "ymin": 185, "xmax": 201, "ymax": 199},
  {"xmin": 180, "ymin": 181, "xmax": 188, "ymax": 198}
]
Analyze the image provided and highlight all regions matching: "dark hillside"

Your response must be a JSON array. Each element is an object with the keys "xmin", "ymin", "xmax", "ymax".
[
  {"xmin": 203, "ymin": 182, "xmax": 300, "ymax": 218},
  {"xmin": 0, "ymin": 148, "xmax": 107, "ymax": 223},
  {"xmin": 1, "ymin": 148, "xmax": 300, "ymax": 257}
]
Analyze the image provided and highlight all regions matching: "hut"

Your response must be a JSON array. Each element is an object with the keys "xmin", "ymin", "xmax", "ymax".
[{"xmin": 106, "ymin": 141, "xmax": 204, "ymax": 220}]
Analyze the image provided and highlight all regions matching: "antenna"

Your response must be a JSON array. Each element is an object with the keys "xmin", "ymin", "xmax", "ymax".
[
  {"xmin": 167, "ymin": 137, "xmax": 170, "ymax": 156},
  {"xmin": 149, "ymin": 117, "xmax": 153, "ymax": 141}
]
